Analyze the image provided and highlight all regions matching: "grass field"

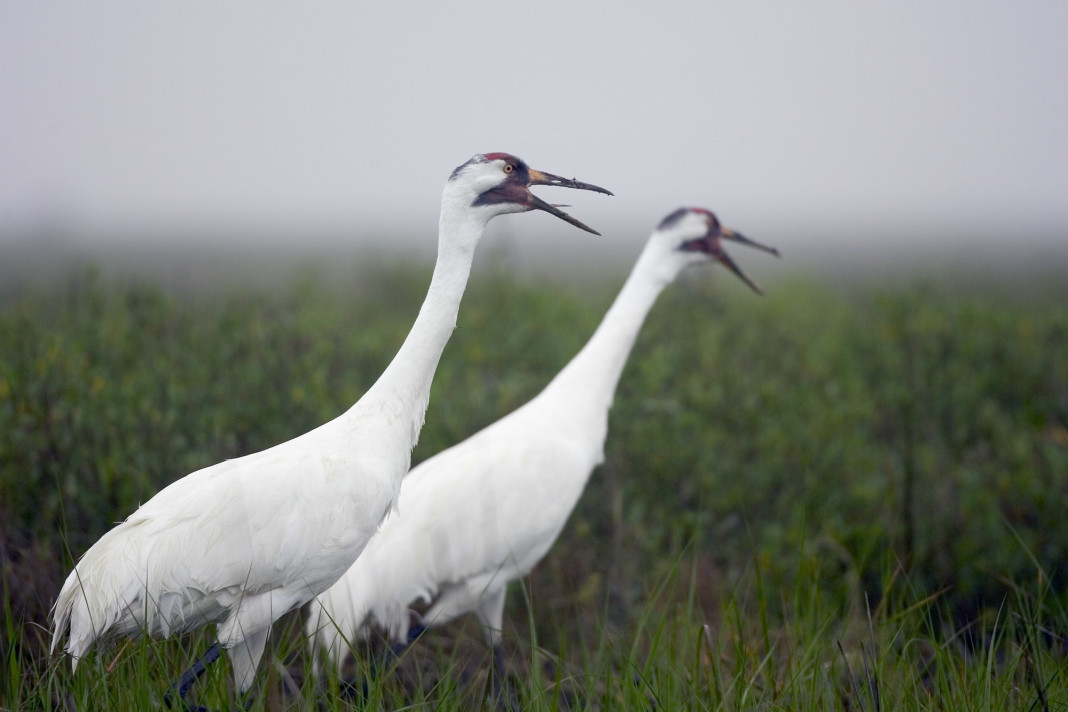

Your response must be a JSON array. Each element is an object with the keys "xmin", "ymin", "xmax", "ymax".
[{"xmin": 2, "ymin": 255, "xmax": 1067, "ymax": 710}]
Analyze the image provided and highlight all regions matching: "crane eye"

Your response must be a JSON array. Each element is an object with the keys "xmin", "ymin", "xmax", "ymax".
[{"xmin": 503, "ymin": 164, "xmax": 514, "ymax": 174}]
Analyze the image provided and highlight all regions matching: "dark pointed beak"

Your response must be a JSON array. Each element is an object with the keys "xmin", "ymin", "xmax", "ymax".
[
  {"xmin": 707, "ymin": 227, "xmax": 780, "ymax": 295},
  {"xmin": 721, "ymin": 227, "xmax": 780, "ymax": 257},
  {"xmin": 528, "ymin": 169, "xmax": 614, "ymax": 196},
  {"xmin": 527, "ymin": 168, "xmax": 613, "ymax": 235}
]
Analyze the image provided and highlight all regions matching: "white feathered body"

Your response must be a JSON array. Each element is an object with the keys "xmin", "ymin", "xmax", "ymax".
[
  {"xmin": 52, "ymin": 403, "xmax": 410, "ymax": 663},
  {"xmin": 49, "ymin": 154, "xmax": 538, "ymax": 692},
  {"xmin": 308, "ymin": 218, "xmax": 706, "ymax": 667},
  {"xmin": 310, "ymin": 387, "xmax": 607, "ymax": 657}
]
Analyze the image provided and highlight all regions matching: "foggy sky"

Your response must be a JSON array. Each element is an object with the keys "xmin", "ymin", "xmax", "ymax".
[{"xmin": 2, "ymin": 2, "xmax": 1066, "ymax": 259}]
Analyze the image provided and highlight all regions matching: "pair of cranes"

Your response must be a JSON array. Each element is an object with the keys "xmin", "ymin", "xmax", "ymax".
[{"xmin": 50, "ymin": 152, "xmax": 778, "ymax": 706}]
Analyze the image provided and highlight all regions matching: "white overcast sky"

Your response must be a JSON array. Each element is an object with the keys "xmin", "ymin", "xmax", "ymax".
[{"xmin": 1, "ymin": 2, "xmax": 1066, "ymax": 259}]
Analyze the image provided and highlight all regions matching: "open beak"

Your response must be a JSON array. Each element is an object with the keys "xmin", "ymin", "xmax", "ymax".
[
  {"xmin": 706, "ymin": 227, "xmax": 780, "ymax": 295},
  {"xmin": 527, "ymin": 168, "xmax": 613, "ymax": 235},
  {"xmin": 721, "ymin": 227, "xmax": 780, "ymax": 257}
]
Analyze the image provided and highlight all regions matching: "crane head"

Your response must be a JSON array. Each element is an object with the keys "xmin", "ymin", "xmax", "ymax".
[
  {"xmin": 452, "ymin": 153, "xmax": 612, "ymax": 235},
  {"xmin": 662, "ymin": 207, "xmax": 779, "ymax": 294}
]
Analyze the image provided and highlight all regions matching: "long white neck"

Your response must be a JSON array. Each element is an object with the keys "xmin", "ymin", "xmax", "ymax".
[
  {"xmin": 542, "ymin": 237, "xmax": 679, "ymax": 421},
  {"xmin": 353, "ymin": 195, "xmax": 484, "ymax": 451}
]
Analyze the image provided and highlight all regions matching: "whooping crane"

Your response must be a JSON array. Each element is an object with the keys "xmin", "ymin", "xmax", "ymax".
[
  {"xmin": 50, "ymin": 153, "xmax": 611, "ymax": 706},
  {"xmin": 306, "ymin": 207, "xmax": 779, "ymax": 678}
]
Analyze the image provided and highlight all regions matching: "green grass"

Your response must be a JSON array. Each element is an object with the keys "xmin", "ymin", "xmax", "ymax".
[
  {"xmin": 6, "ymin": 552, "xmax": 1066, "ymax": 709},
  {"xmin": 2, "ymin": 259, "xmax": 1067, "ymax": 709}
]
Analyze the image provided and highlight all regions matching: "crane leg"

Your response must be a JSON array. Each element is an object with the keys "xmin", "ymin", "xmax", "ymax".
[
  {"xmin": 491, "ymin": 643, "xmax": 505, "ymax": 681},
  {"xmin": 488, "ymin": 644, "xmax": 518, "ymax": 711},
  {"xmin": 389, "ymin": 621, "xmax": 427, "ymax": 657},
  {"xmin": 340, "ymin": 621, "xmax": 428, "ymax": 700},
  {"xmin": 163, "ymin": 643, "xmax": 221, "ymax": 710}
]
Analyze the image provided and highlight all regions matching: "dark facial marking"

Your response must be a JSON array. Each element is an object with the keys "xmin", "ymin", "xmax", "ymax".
[
  {"xmin": 679, "ymin": 236, "xmax": 716, "ymax": 254},
  {"xmin": 659, "ymin": 207, "xmax": 720, "ymax": 233},
  {"xmin": 471, "ymin": 156, "xmax": 533, "ymax": 208},
  {"xmin": 450, "ymin": 153, "xmax": 533, "ymax": 194},
  {"xmin": 657, "ymin": 207, "xmax": 691, "ymax": 231}
]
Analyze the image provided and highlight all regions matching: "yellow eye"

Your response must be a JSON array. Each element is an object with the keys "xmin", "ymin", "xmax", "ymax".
[{"xmin": 503, "ymin": 164, "xmax": 514, "ymax": 174}]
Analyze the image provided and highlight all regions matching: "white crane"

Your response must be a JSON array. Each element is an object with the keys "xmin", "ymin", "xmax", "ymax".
[
  {"xmin": 306, "ymin": 207, "xmax": 779, "ymax": 678},
  {"xmin": 50, "ymin": 152, "xmax": 611, "ymax": 707}
]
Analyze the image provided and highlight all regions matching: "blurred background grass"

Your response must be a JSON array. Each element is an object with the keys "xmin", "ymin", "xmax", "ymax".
[{"xmin": 2, "ymin": 246, "xmax": 1066, "ymax": 682}]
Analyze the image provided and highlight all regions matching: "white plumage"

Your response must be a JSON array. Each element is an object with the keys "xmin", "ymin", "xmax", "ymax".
[
  {"xmin": 306, "ymin": 207, "xmax": 778, "ymax": 671},
  {"xmin": 50, "ymin": 152, "xmax": 609, "ymax": 699}
]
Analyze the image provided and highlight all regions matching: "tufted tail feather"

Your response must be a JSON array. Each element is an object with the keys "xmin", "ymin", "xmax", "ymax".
[
  {"xmin": 306, "ymin": 549, "xmax": 432, "ymax": 673},
  {"xmin": 306, "ymin": 576, "xmax": 374, "ymax": 674},
  {"xmin": 50, "ymin": 578, "xmax": 77, "ymax": 663},
  {"xmin": 51, "ymin": 564, "xmax": 111, "ymax": 666},
  {"xmin": 49, "ymin": 522, "xmax": 182, "ymax": 666}
]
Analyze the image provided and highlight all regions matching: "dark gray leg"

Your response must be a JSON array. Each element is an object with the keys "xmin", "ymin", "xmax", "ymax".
[
  {"xmin": 491, "ymin": 643, "xmax": 505, "ymax": 682},
  {"xmin": 342, "ymin": 623, "xmax": 428, "ymax": 700},
  {"xmin": 490, "ymin": 643, "xmax": 518, "ymax": 711},
  {"xmin": 389, "ymin": 621, "xmax": 427, "ymax": 658},
  {"xmin": 163, "ymin": 643, "xmax": 221, "ymax": 710}
]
